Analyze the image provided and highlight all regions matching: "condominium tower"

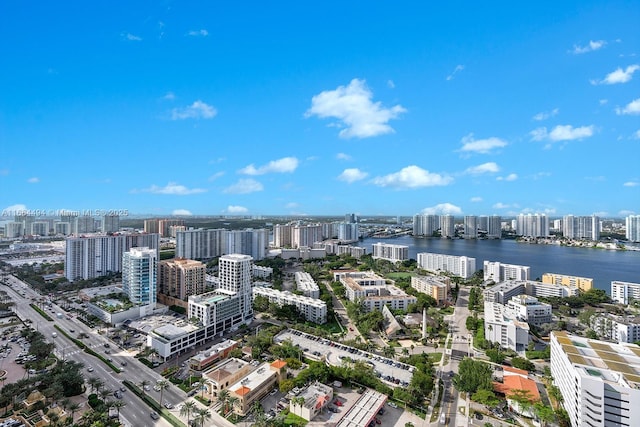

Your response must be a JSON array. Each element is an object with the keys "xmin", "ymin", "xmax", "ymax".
[{"xmin": 122, "ymin": 247, "xmax": 158, "ymax": 307}]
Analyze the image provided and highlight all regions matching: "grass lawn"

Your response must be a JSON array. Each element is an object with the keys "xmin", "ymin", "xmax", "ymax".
[
  {"xmin": 284, "ymin": 412, "xmax": 308, "ymax": 426},
  {"xmin": 430, "ymin": 352, "xmax": 443, "ymax": 363},
  {"xmin": 386, "ymin": 272, "xmax": 412, "ymax": 279}
]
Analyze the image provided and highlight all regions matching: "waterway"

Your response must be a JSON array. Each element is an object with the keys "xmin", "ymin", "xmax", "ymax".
[{"xmin": 359, "ymin": 236, "xmax": 640, "ymax": 293}]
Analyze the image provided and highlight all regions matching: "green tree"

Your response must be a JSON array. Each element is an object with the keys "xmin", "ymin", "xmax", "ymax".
[
  {"xmin": 534, "ymin": 401, "xmax": 556, "ymax": 427},
  {"xmin": 453, "ymin": 358, "xmax": 493, "ymax": 394},
  {"xmin": 180, "ymin": 400, "xmax": 197, "ymax": 426},
  {"xmin": 194, "ymin": 408, "xmax": 212, "ymax": 427},
  {"xmin": 511, "ymin": 356, "xmax": 535, "ymax": 372},
  {"xmin": 486, "ymin": 348, "xmax": 506, "ymax": 364},
  {"xmin": 156, "ymin": 379, "xmax": 170, "ymax": 406},
  {"xmin": 471, "ymin": 389, "xmax": 499, "ymax": 406}
]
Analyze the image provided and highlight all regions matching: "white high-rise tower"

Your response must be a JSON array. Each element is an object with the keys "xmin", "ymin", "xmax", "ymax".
[
  {"xmin": 122, "ymin": 247, "xmax": 158, "ymax": 308},
  {"xmin": 218, "ymin": 254, "xmax": 254, "ymax": 321}
]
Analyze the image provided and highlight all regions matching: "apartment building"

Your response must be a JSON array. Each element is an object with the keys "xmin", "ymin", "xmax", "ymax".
[
  {"xmin": 295, "ymin": 271, "xmax": 320, "ymax": 299},
  {"xmin": 516, "ymin": 213, "xmax": 549, "ymax": 237},
  {"xmin": 410, "ymin": 275, "xmax": 449, "ymax": 304},
  {"xmin": 505, "ymin": 295, "xmax": 552, "ymax": 326},
  {"xmin": 416, "ymin": 252, "xmax": 476, "ymax": 279},
  {"xmin": 335, "ymin": 270, "xmax": 416, "ymax": 312},
  {"xmin": 484, "ymin": 261, "xmax": 530, "ymax": 282},
  {"xmin": 158, "ymin": 258, "xmax": 206, "ymax": 300},
  {"xmin": 289, "ymin": 382, "xmax": 333, "ymax": 421},
  {"xmin": 611, "ymin": 281, "xmax": 640, "ymax": 305},
  {"xmin": 122, "ymin": 247, "xmax": 158, "ymax": 307},
  {"xmin": 541, "ymin": 273, "xmax": 593, "ymax": 292},
  {"xmin": 484, "ymin": 301, "xmax": 530, "ymax": 352},
  {"xmin": 590, "ymin": 314, "xmax": 640, "ymax": 344},
  {"xmin": 252, "ymin": 287, "xmax": 327, "ymax": 324},
  {"xmin": 371, "ymin": 243, "xmax": 409, "ymax": 262},
  {"xmin": 626, "ymin": 215, "xmax": 640, "ymax": 242},
  {"xmin": 484, "ymin": 280, "xmax": 579, "ymax": 304}
]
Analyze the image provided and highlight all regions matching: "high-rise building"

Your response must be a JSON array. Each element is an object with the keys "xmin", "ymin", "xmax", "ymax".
[
  {"xmin": 226, "ymin": 229, "xmax": 268, "ymax": 260},
  {"xmin": 516, "ymin": 214, "xmax": 549, "ymax": 237},
  {"xmin": 122, "ymin": 247, "xmax": 158, "ymax": 307},
  {"xmin": 291, "ymin": 224, "xmax": 322, "ymax": 248},
  {"xmin": 75, "ymin": 215, "xmax": 96, "ymax": 234},
  {"xmin": 372, "ymin": 243, "xmax": 409, "ymax": 262},
  {"xmin": 626, "ymin": 215, "xmax": 640, "ymax": 242},
  {"xmin": 440, "ymin": 215, "xmax": 455, "ymax": 238},
  {"xmin": 159, "ymin": 258, "xmax": 206, "ymax": 300},
  {"xmin": 412, "ymin": 214, "xmax": 439, "ymax": 237},
  {"xmin": 54, "ymin": 221, "xmax": 71, "ymax": 235},
  {"xmin": 14, "ymin": 213, "xmax": 36, "ymax": 237},
  {"xmin": 158, "ymin": 219, "xmax": 186, "ymax": 237},
  {"xmin": 31, "ymin": 221, "xmax": 49, "ymax": 236},
  {"xmin": 337, "ymin": 222, "xmax": 359, "ymax": 241},
  {"xmin": 487, "ymin": 215, "xmax": 502, "ymax": 239},
  {"xmin": 562, "ymin": 215, "xmax": 600, "ymax": 240},
  {"xmin": 102, "ymin": 214, "xmax": 120, "ymax": 233},
  {"xmin": 144, "ymin": 219, "xmax": 160, "ymax": 234},
  {"xmin": 345, "ymin": 213, "xmax": 357, "ymax": 224},
  {"xmin": 273, "ymin": 223, "xmax": 294, "ymax": 248},
  {"xmin": 463, "ymin": 215, "xmax": 478, "ymax": 239},
  {"xmin": 64, "ymin": 233, "xmax": 160, "ymax": 281},
  {"xmin": 4, "ymin": 222, "xmax": 23, "ymax": 238},
  {"xmin": 550, "ymin": 331, "xmax": 640, "ymax": 427},
  {"xmin": 218, "ymin": 254, "xmax": 253, "ymax": 321},
  {"xmin": 175, "ymin": 229, "xmax": 227, "ymax": 260}
]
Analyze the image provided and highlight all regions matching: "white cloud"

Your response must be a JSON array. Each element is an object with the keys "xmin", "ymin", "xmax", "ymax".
[
  {"xmin": 225, "ymin": 205, "xmax": 248, "ymax": 214},
  {"xmin": 285, "ymin": 202, "xmax": 299, "ymax": 209},
  {"xmin": 223, "ymin": 179, "xmax": 263, "ymax": 194},
  {"xmin": 465, "ymin": 162, "xmax": 500, "ymax": 175},
  {"xmin": 2, "ymin": 204, "xmax": 27, "ymax": 216},
  {"xmin": 633, "ymin": 130, "xmax": 640, "ymax": 139},
  {"xmin": 136, "ymin": 182, "xmax": 207, "ymax": 195},
  {"xmin": 163, "ymin": 92, "xmax": 175, "ymax": 100},
  {"xmin": 470, "ymin": 197, "xmax": 483, "ymax": 202},
  {"xmin": 623, "ymin": 181, "xmax": 639, "ymax": 187},
  {"xmin": 172, "ymin": 209, "xmax": 192, "ymax": 216},
  {"xmin": 372, "ymin": 165, "xmax": 452, "ymax": 189},
  {"xmin": 387, "ymin": 80, "xmax": 395, "ymax": 89},
  {"xmin": 492, "ymin": 202, "xmax": 511, "ymax": 209},
  {"xmin": 530, "ymin": 125, "xmax": 595, "ymax": 143},
  {"xmin": 171, "ymin": 100, "xmax": 217, "ymax": 120},
  {"xmin": 187, "ymin": 29, "xmax": 209, "ymax": 37},
  {"xmin": 591, "ymin": 64, "xmax": 640, "ymax": 85},
  {"xmin": 619, "ymin": 210, "xmax": 636, "ymax": 216},
  {"xmin": 208, "ymin": 172, "xmax": 225, "ymax": 181},
  {"xmin": 336, "ymin": 152, "xmax": 352, "ymax": 161},
  {"xmin": 121, "ymin": 32, "xmax": 142, "ymax": 41},
  {"xmin": 599, "ymin": 99, "xmax": 608, "ymax": 105},
  {"xmin": 616, "ymin": 98, "xmax": 640, "ymax": 115},
  {"xmin": 27, "ymin": 177, "xmax": 39, "ymax": 183},
  {"xmin": 459, "ymin": 134, "xmax": 508, "ymax": 154},
  {"xmin": 239, "ymin": 157, "xmax": 299, "ymax": 175},
  {"xmin": 446, "ymin": 65, "xmax": 464, "ymax": 81},
  {"xmin": 571, "ymin": 40, "xmax": 606, "ymax": 54},
  {"xmin": 305, "ymin": 78, "xmax": 406, "ymax": 139},
  {"xmin": 338, "ymin": 168, "xmax": 368, "ymax": 183},
  {"xmin": 421, "ymin": 203, "xmax": 462, "ymax": 215},
  {"xmin": 496, "ymin": 173, "xmax": 518, "ymax": 181},
  {"xmin": 532, "ymin": 108, "xmax": 559, "ymax": 121}
]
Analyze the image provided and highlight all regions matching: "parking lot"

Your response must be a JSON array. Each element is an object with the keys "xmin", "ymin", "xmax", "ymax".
[{"xmin": 274, "ymin": 329, "xmax": 414, "ymax": 387}]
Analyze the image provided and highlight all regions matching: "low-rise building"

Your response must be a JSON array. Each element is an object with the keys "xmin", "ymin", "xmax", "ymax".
[
  {"xmin": 203, "ymin": 358, "xmax": 251, "ymax": 397},
  {"xmin": 252, "ymin": 287, "xmax": 327, "ymax": 324},
  {"xmin": 410, "ymin": 275, "xmax": 449, "ymax": 304},
  {"xmin": 590, "ymin": 314, "xmax": 640, "ymax": 344},
  {"xmin": 542, "ymin": 273, "xmax": 593, "ymax": 292},
  {"xmin": 484, "ymin": 301, "xmax": 530, "ymax": 352},
  {"xmin": 295, "ymin": 271, "xmax": 320, "ymax": 299},
  {"xmin": 288, "ymin": 382, "xmax": 333, "ymax": 421},
  {"xmin": 228, "ymin": 360, "xmax": 287, "ymax": 415},
  {"xmin": 493, "ymin": 366, "xmax": 540, "ymax": 418},
  {"xmin": 252, "ymin": 265, "xmax": 273, "ymax": 279},
  {"xmin": 505, "ymin": 295, "xmax": 552, "ymax": 326},
  {"xmin": 335, "ymin": 270, "xmax": 416, "ymax": 312},
  {"xmin": 611, "ymin": 280, "xmax": 640, "ymax": 305},
  {"xmin": 416, "ymin": 252, "xmax": 476, "ymax": 279},
  {"xmin": 484, "ymin": 280, "xmax": 579, "ymax": 304},
  {"xmin": 484, "ymin": 261, "xmax": 530, "ymax": 282},
  {"xmin": 189, "ymin": 339, "xmax": 239, "ymax": 371}
]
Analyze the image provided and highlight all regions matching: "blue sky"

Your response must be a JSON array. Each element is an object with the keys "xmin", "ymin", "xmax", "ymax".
[{"xmin": 1, "ymin": 1, "xmax": 639, "ymax": 218}]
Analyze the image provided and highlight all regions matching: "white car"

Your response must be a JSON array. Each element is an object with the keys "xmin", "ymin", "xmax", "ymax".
[{"xmin": 388, "ymin": 402, "xmax": 398, "ymax": 408}]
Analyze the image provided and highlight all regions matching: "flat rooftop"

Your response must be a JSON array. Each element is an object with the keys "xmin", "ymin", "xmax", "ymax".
[
  {"xmin": 204, "ymin": 358, "xmax": 249, "ymax": 384},
  {"xmin": 228, "ymin": 361, "xmax": 276, "ymax": 397},
  {"xmin": 336, "ymin": 389, "xmax": 387, "ymax": 427}
]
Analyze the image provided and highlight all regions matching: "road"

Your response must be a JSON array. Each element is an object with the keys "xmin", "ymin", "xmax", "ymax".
[
  {"xmin": 438, "ymin": 286, "xmax": 473, "ymax": 427},
  {"xmin": 322, "ymin": 280, "xmax": 361, "ymax": 341},
  {"xmin": 2, "ymin": 274, "xmax": 182, "ymax": 427}
]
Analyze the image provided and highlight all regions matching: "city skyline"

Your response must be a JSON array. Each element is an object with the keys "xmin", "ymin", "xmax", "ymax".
[{"xmin": 1, "ymin": 2, "xmax": 639, "ymax": 217}]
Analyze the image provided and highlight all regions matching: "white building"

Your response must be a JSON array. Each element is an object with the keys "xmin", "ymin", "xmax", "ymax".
[
  {"xmin": 218, "ymin": 254, "xmax": 254, "ymax": 322},
  {"xmin": 412, "ymin": 214, "xmax": 439, "ymax": 237},
  {"xmin": 484, "ymin": 301, "xmax": 530, "ymax": 352},
  {"xmin": 463, "ymin": 215, "xmax": 477, "ymax": 239},
  {"xmin": 626, "ymin": 215, "xmax": 640, "ymax": 242},
  {"xmin": 226, "ymin": 229, "xmax": 269, "ymax": 261},
  {"xmin": 337, "ymin": 222, "xmax": 359, "ymax": 241},
  {"xmin": 252, "ymin": 287, "xmax": 327, "ymax": 324},
  {"xmin": 122, "ymin": 247, "xmax": 158, "ymax": 308},
  {"xmin": 590, "ymin": 314, "xmax": 640, "ymax": 344},
  {"xmin": 252, "ymin": 265, "xmax": 273, "ymax": 279},
  {"xmin": 292, "ymin": 224, "xmax": 323, "ymax": 249},
  {"xmin": 335, "ymin": 270, "xmax": 416, "ymax": 312},
  {"xmin": 4, "ymin": 222, "xmax": 23, "ymax": 238},
  {"xmin": 563, "ymin": 215, "xmax": 600, "ymax": 240},
  {"xmin": 611, "ymin": 280, "xmax": 640, "ymax": 305},
  {"xmin": 102, "ymin": 214, "xmax": 120, "ymax": 233},
  {"xmin": 483, "ymin": 261, "xmax": 530, "ymax": 282},
  {"xmin": 371, "ymin": 243, "xmax": 409, "ymax": 262},
  {"xmin": 64, "ymin": 233, "xmax": 160, "ymax": 281},
  {"xmin": 440, "ymin": 215, "xmax": 455, "ymax": 238},
  {"xmin": 486, "ymin": 215, "xmax": 502, "ymax": 239},
  {"xmin": 550, "ymin": 331, "xmax": 640, "ymax": 427},
  {"xmin": 516, "ymin": 213, "xmax": 549, "ymax": 237},
  {"xmin": 175, "ymin": 228, "xmax": 267, "ymax": 261},
  {"xmin": 295, "ymin": 271, "xmax": 319, "ymax": 299},
  {"xmin": 289, "ymin": 382, "xmax": 333, "ymax": 421},
  {"xmin": 416, "ymin": 252, "xmax": 476, "ymax": 279},
  {"xmin": 505, "ymin": 295, "xmax": 552, "ymax": 326},
  {"xmin": 484, "ymin": 280, "xmax": 579, "ymax": 304}
]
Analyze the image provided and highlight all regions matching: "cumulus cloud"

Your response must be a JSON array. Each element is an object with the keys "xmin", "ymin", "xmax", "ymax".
[
  {"xmin": 187, "ymin": 29, "xmax": 208, "ymax": 37},
  {"xmin": 27, "ymin": 177, "xmax": 39, "ymax": 183},
  {"xmin": 530, "ymin": 125, "xmax": 595, "ymax": 145},
  {"xmin": 571, "ymin": 40, "xmax": 606, "ymax": 54},
  {"xmin": 619, "ymin": 210, "xmax": 636, "ymax": 216},
  {"xmin": 372, "ymin": 165, "xmax": 452, "ymax": 189},
  {"xmin": 446, "ymin": 65, "xmax": 464, "ymax": 81},
  {"xmin": 470, "ymin": 197, "xmax": 483, "ymax": 202},
  {"xmin": 421, "ymin": 203, "xmax": 462, "ymax": 215},
  {"xmin": 496, "ymin": 173, "xmax": 518, "ymax": 181},
  {"xmin": 633, "ymin": 130, "xmax": 640, "ymax": 139},
  {"xmin": 623, "ymin": 181, "xmax": 639, "ymax": 187},
  {"xmin": 239, "ymin": 157, "xmax": 299, "ymax": 175},
  {"xmin": 223, "ymin": 179, "xmax": 263, "ymax": 194},
  {"xmin": 225, "ymin": 205, "xmax": 248, "ymax": 214},
  {"xmin": 532, "ymin": 108, "xmax": 559, "ymax": 121},
  {"xmin": 591, "ymin": 64, "xmax": 639, "ymax": 85},
  {"xmin": 121, "ymin": 32, "xmax": 142, "ymax": 41},
  {"xmin": 305, "ymin": 78, "xmax": 406, "ymax": 139},
  {"xmin": 459, "ymin": 134, "xmax": 507, "ymax": 154},
  {"xmin": 336, "ymin": 153, "xmax": 352, "ymax": 161},
  {"xmin": 492, "ymin": 202, "xmax": 511, "ymax": 209},
  {"xmin": 465, "ymin": 162, "xmax": 500, "ymax": 175},
  {"xmin": 338, "ymin": 168, "xmax": 368, "ymax": 183},
  {"xmin": 616, "ymin": 98, "xmax": 640, "ymax": 115},
  {"xmin": 135, "ymin": 182, "xmax": 207, "ymax": 195},
  {"xmin": 172, "ymin": 209, "xmax": 192, "ymax": 216},
  {"xmin": 171, "ymin": 100, "xmax": 217, "ymax": 120}
]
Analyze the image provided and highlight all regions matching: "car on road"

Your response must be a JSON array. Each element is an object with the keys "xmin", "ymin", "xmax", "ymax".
[
  {"xmin": 87, "ymin": 367, "xmax": 94, "ymax": 372},
  {"xmin": 119, "ymin": 386, "xmax": 126, "ymax": 392},
  {"xmin": 144, "ymin": 385, "xmax": 151, "ymax": 391},
  {"xmin": 164, "ymin": 402, "xmax": 174, "ymax": 409},
  {"xmin": 150, "ymin": 411, "xmax": 159, "ymax": 420},
  {"xmin": 120, "ymin": 361, "xmax": 127, "ymax": 366}
]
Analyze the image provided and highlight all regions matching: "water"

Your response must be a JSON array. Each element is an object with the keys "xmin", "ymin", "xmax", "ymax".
[{"xmin": 360, "ymin": 236, "xmax": 640, "ymax": 293}]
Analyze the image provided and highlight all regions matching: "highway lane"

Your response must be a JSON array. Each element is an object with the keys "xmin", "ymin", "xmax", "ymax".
[{"xmin": 2, "ymin": 274, "xmax": 178, "ymax": 427}]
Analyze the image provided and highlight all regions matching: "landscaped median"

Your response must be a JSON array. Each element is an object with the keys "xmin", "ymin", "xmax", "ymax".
[
  {"xmin": 53, "ymin": 325, "xmax": 122, "ymax": 372},
  {"xmin": 122, "ymin": 380, "xmax": 186, "ymax": 427},
  {"xmin": 30, "ymin": 304, "xmax": 53, "ymax": 321}
]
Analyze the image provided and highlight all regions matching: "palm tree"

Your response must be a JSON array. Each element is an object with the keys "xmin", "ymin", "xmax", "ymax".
[
  {"xmin": 227, "ymin": 395, "xmax": 239, "ymax": 415},
  {"xmin": 180, "ymin": 400, "xmax": 197, "ymax": 426},
  {"xmin": 139, "ymin": 379, "xmax": 150, "ymax": 395},
  {"xmin": 87, "ymin": 376, "xmax": 101, "ymax": 394},
  {"xmin": 67, "ymin": 402, "xmax": 81, "ymax": 422},
  {"xmin": 111, "ymin": 400, "xmax": 126, "ymax": 419},
  {"xmin": 194, "ymin": 408, "xmax": 211, "ymax": 427},
  {"xmin": 98, "ymin": 388, "xmax": 113, "ymax": 403},
  {"xmin": 217, "ymin": 389, "xmax": 230, "ymax": 413},
  {"xmin": 157, "ymin": 379, "xmax": 170, "ymax": 407},
  {"xmin": 292, "ymin": 397, "xmax": 306, "ymax": 417},
  {"xmin": 383, "ymin": 345, "xmax": 395, "ymax": 360}
]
